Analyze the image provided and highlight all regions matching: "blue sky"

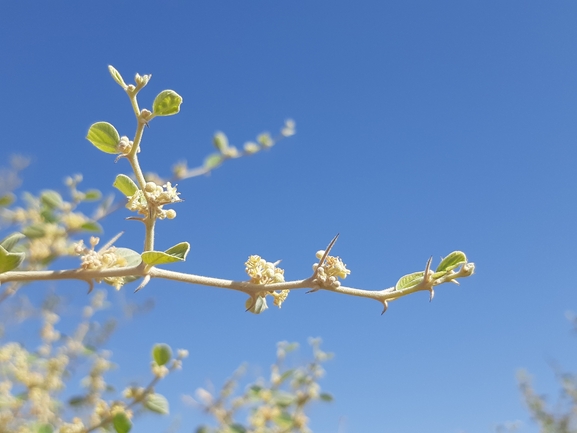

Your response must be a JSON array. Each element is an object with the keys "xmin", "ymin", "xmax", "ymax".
[{"xmin": 1, "ymin": 1, "xmax": 577, "ymax": 432}]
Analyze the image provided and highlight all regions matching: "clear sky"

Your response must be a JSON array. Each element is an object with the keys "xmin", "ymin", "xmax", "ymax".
[{"xmin": 1, "ymin": 1, "xmax": 577, "ymax": 432}]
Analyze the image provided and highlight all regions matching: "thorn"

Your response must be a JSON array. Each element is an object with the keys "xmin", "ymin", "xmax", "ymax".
[
  {"xmin": 98, "ymin": 232, "xmax": 124, "ymax": 253},
  {"xmin": 429, "ymin": 288, "xmax": 435, "ymax": 302},
  {"xmin": 114, "ymin": 154, "xmax": 126, "ymax": 164},
  {"xmin": 87, "ymin": 280, "xmax": 94, "ymax": 294},
  {"xmin": 134, "ymin": 274, "xmax": 151, "ymax": 293},
  {"xmin": 450, "ymin": 280, "xmax": 460, "ymax": 285},
  {"xmin": 381, "ymin": 300, "xmax": 389, "ymax": 315},
  {"xmin": 318, "ymin": 233, "xmax": 340, "ymax": 267},
  {"xmin": 306, "ymin": 287, "xmax": 320, "ymax": 294},
  {"xmin": 425, "ymin": 256, "xmax": 433, "ymax": 279}
]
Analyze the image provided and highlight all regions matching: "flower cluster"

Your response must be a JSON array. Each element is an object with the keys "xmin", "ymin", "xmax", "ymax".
[
  {"xmin": 126, "ymin": 181, "xmax": 179, "ymax": 220},
  {"xmin": 245, "ymin": 255, "xmax": 285, "ymax": 285},
  {"xmin": 245, "ymin": 255, "xmax": 290, "ymax": 309},
  {"xmin": 74, "ymin": 237, "xmax": 128, "ymax": 290},
  {"xmin": 312, "ymin": 250, "xmax": 351, "ymax": 289}
]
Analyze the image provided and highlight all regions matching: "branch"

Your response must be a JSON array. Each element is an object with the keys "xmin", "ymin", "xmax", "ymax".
[{"xmin": 0, "ymin": 256, "xmax": 474, "ymax": 313}]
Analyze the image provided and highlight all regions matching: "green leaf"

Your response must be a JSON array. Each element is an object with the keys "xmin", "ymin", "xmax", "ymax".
[
  {"xmin": 141, "ymin": 242, "xmax": 190, "ymax": 266},
  {"xmin": 249, "ymin": 385, "xmax": 263, "ymax": 396},
  {"xmin": 0, "ymin": 193, "xmax": 15, "ymax": 207},
  {"xmin": 113, "ymin": 412, "xmax": 132, "ymax": 433},
  {"xmin": 395, "ymin": 271, "xmax": 424, "ymax": 291},
  {"xmin": 0, "ymin": 245, "xmax": 25, "ymax": 274},
  {"xmin": 115, "ymin": 247, "xmax": 142, "ymax": 266},
  {"xmin": 204, "ymin": 153, "xmax": 223, "ymax": 170},
  {"xmin": 37, "ymin": 424, "xmax": 53, "ymax": 433},
  {"xmin": 164, "ymin": 242, "xmax": 190, "ymax": 260},
  {"xmin": 140, "ymin": 251, "xmax": 177, "ymax": 265},
  {"xmin": 273, "ymin": 412, "xmax": 293, "ymax": 428},
  {"xmin": 83, "ymin": 189, "xmax": 102, "ymax": 201},
  {"xmin": 83, "ymin": 345, "xmax": 97, "ymax": 355},
  {"xmin": 80, "ymin": 221, "xmax": 102, "ymax": 233},
  {"xmin": 229, "ymin": 425, "xmax": 247, "ymax": 433},
  {"xmin": 152, "ymin": 343, "xmax": 172, "ymax": 366},
  {"xmin": 319, "ymin": 392, "xmax": 334, "ymax": 402},
  {"xmin": 278, "ymin": 369, "xmax": 295, "ymax": 384},
  {"xmin": 213, "ymin": 132, "xmax": 229, "ymax": 152},
  {"xmin": 103, "ymin": 247, "xmax": 142, "ymax": 288},
  {"xmin": 257, "ymin": 132, "xmax": 273, "ymax": 148},
  {"xmin": 245, "ymin": 295, "xmax": 268, "ymax": 314},
  {"xmin": 40, "ymin": 190, "xmax": 63, "ymax": 209},
  {"xmin": 108, "ymin": 65, "xmax": 127, "ymax": 89},
  {"xmin": 40, "ymin": 209, "xmax": 57, "ymax": 223},
  {"xmin": 272, "ymin": 390, "xmax": 295, "ymax": 407},
  {"xmin": 152, "ymin": 90, "xmax": 183, "ymax": 116},
  {"xmin": 86, "ymin": 122, "xmax": 121, "ymax": 154},
  {"xmin": 435, "ymin": 251, "xmax": 467, "ymax": 274},
  {"xmin": 68, "ymin": 395, "xmax": 88, "ymax": 407},
  {"xmin": 0, "ymin": 232, "xmax": 25, "ymax": 252},
  {"xmin": 22, "ymin": 224, "xmax": 46, "ymax": 239},
  {"xmin": 144, "ymin": 393, "xmax": 170, "ymax": 415},
  {"xmin": 113, "ymin": 175, "xmax": 139, "ymax": 197}
]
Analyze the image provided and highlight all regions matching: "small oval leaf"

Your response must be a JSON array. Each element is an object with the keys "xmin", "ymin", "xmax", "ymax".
[
  {"xmin": 113, "ymin": 175, "xmax": 139, "ymax": 197},
  {"xmin": 108, "ymin": 65, "xmax": 127, "ymax": 89},
  {"xmin": 164, "ymin": 242, "xmax": 190, "ymax": 261},
  {"xmin": 246, "ymin": 295, "xmax": 268, "ymax": 314},
  {"xmin": 0, "ymin": 232, "xmax": 25, "ymax": 252},
  {"xmin": 273, "ymin": 412, "xmax": 293, "ymax": 428},
  {"xmin": 86, "ymin": 122, "xmax": 121, "ymax": 154},
  {"xmin": 80, "ymin": 221, "xmax": 103, "ymax": 233},
  {"xmin": 152, "ymin": 90, "xmax": 183, "ymax": 116},
  {"xmin": 230, "ymin": 425, "xmax": 247, "ymax": 433},
  {"xmin": 37, "ymin": 424, "xmax": 53, "ymax": 433},
  {"xmin": 0, "ymin": 193, "xmax": 15, "ymax": 207},
  {"xmin": 0, "ymin": 245, "xmax": 25, "ymax": 274},
  {"xmin": 22, "ymin": 224, "xmax": 46, "ymax": 239},
  {"xmin": 40, "ymin": 209, "xmax": 57, "ymax": 223},
  {"xmin": 435, "ymin": 251, "xmax": 467, "ymax": 274},
  {"xmin": 113, "ymin": 412, "xmax": 132, "ymax": 433},
  {"xmin": 272, "ymin": 390, "xmax": 295, "ymax": 407},
  {"xmin": 213, "ymin": 132, "xmax": 229, "ymax": 152},
  {"xmin": 204, "ymin": 154, "xmax": 223, "ymax": 170},
  {"xmin": 141, "ymin": 251, "xmax": 179, "ymax": 266},
  {"xmin": 152, "ymin": 344, "xmax": 172, "ymax": 366},
  {"xmin": 144, "ymin": 393, "xmax": 170, "ymax": 415},
  {"xmin": 141, "ymin": 242, "xmax": 190, "ymax": 265},
  {"xmin": 40, "ymin": 190, "xmax": 63, "ymax": 209},
  {"xmin": 103, "ymin": 247, "xmax": 142, "ymax": 288},
  {"xmin": 395, "ymin": 271, "xmax": 424, "ymax": 291},
  {"xmin": 83, "ymin": 189, "xmax": 102, "ymax": 201},
  {"xmin": 68, "ymin": 395, "xmax": 88, "ymax": 407}
]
